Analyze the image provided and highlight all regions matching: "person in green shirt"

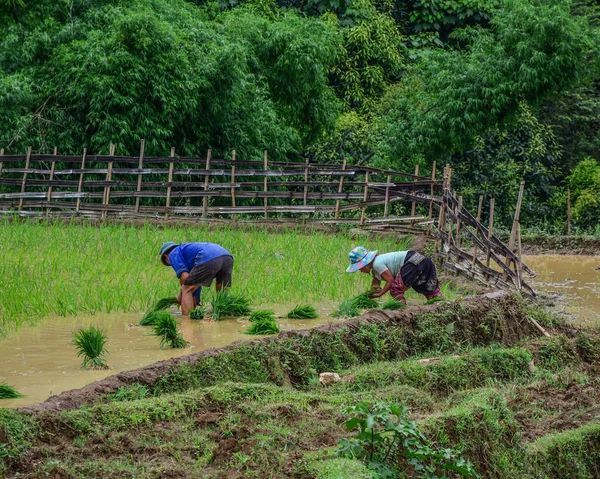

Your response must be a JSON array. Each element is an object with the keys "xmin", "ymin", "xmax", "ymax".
[{"xmin": 346, "ymin": 246, "xmax": 442, "ymax": 304}]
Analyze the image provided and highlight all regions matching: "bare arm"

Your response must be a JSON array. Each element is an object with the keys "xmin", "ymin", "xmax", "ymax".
[{"xmin": 371, "ymin": 269, "xmax": 394, "ymax": 298}]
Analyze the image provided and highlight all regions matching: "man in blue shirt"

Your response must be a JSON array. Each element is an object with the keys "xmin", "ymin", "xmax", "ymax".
[{"xmin": 159, "ymin": 242, "xmax": 234, "ymax": 316}]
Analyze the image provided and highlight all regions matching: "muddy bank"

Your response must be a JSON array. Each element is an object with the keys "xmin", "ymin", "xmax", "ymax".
[
  {"xmin": 20, "ymin": 290, "xmax": 534, "ymax": 415},
  {"xmin": 521, "ymin": 236, "xmax": 600, "ymax": 256}
]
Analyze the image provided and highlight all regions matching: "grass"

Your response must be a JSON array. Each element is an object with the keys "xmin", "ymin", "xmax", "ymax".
[
  {"xmin": 286, "ymin": 305, "xmax": 318, "ymax": 319},
  {"xmin": 248, "ymin": 309, "xmax": 276, "ymax": 322},
  {"xmin": 245, "ymin": 318, "xmax": 280, "ymax": 335},
  {"xmin": 0, "ymin": 383, "xmax": 23, "ymax": 399},
  {"xmin": 151, "ymin": 314, "xmax": 189, "ymax": 349},
  {"xmin": 209, "ymin": 290, "xmax": 252, "ymax": 321},
  {"xmin": 71, "ymin": 325, "xmax": 109, "ymax": 369},
  {"xmin": 0, "ymin": 220, "xmax": 408, "ymax": 334}
]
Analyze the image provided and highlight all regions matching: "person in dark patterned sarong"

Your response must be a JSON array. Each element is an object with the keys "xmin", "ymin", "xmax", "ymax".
[{"xmin": 346, "ymin": 246, "xmax": 443, "ymax": 305}]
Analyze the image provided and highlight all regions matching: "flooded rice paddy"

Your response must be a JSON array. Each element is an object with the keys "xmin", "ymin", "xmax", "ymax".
[{"xmin": 1, "ymin": 255, "xmax": 598, "ymax": 409}]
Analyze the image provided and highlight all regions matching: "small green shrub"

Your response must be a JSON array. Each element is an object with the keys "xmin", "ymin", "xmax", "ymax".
[
  {"xmin": 0, "ymin": 383, "xmax": 23, "ymax": 399},
  {"xmin": 575, "ymin": 332, "xmax": 600, "ymax": 363},
  {"xmin": 151, "ymin": 314, "xmax": 189, "ymax": 349},
  {"xmin": 190, "ymin": 307, "xmax": 207, "ymax": 320},
  {"xmin": 71, "ymin": 325, "xmax": 109, "ymax": 369},
  {"xmin": 245, "ymin": 319, "xmax": 280, "ymax": 335},
  {"xmin": 249, "ymin": 309, "xmax": 276, "ymax": 322},
  {"xmin": 286, "ymin": 305, "xmax": 318, "ymax": 319},
  {"xmin": 538, "ymin": 335, "xmax": 578, "ymax": 370},
  {"xmin": 210, "ymin": 290, "xmax": 252, "ymax": 321}
]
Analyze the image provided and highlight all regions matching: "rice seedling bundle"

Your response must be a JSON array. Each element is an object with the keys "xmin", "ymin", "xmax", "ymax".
[
  {"xmin": 381, "ymin": 298, "xmax": 406, "ymax": 310},
  {"xmin": 286, "ymin": 305, "xmax": 318, "ymax": 319},
  {"xmin": 0, "ymin": 382, "xmax": 23, "ymax": 399},
  {"xmin": 210, "ymin": 290, "xmax": 252, "ymax": 321},
  {"xmin": 350, "ymin": 290, "xmax": 379, "ymax": 310},
  {"xmin": 248, "ymin": 309, "xmax": 276, "ymax": 322},
  {"xmin": 71, "ymin": 325, "xmax": 109, "ymax": 369},
  {"xmin": 425, "ymin": 296, "xmax": 446, "ymax": 305},
  {"xmin": 333, "ymin": 300, "xmax": 360, "ymax": 318},
  {"xmin": 151, "ymin": 314, "xmax": 189, "ymax": 349},
  {"xmin": 190, "ymin": 307, "xmax": 207, "ymax": 320},
  {"xmin": 140, "ymin": 297, "xmax": 179, "ymax": 325},
  {"xmin": 245, "ymin": 318, "xmax": 280, "ymax": 335}
]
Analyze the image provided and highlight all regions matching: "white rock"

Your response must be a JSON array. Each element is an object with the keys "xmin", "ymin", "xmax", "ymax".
[{"xmin": 319, "ymin": 372, "xmax": 341, "ymax": 386}]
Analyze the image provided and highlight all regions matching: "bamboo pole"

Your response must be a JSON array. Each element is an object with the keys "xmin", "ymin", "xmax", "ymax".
[
  {"xmin": 102, "ymin": 143, "xmax": 115, "ymax": 220},
  {"xmin": 503, "ymin": 181, "xmax": 525, "ymax": 282},
  {"xmin": 410, "ymin": 165, "xmax": 419, "ymax": 227},
  {"xmin": 360, "ymin": 171, "xmax": 369, "ymax": 226},
  {"xmin": 231, "ymin": 150, "xmax": 236, "ymax": 208},
  {"xmin": 303, "ymin": 158, "xmax": 309, "ymax": 220},
  {"xmin": 165, "ymin": 147, "xmax": 175, "ymax": 220},
  {"xmin": 471, "ymin": 195, "xmax": 484, "ymax": 266},
  {"xmin": 567, "ymin": 189, "xmax": 571, "ymax": 234},
  {"xmin": 436, "ymin": 166, "xmax": 448, "ymax": 253},
  {"xmin": 46, "ymin": 147, "xmax": 58, "ymax": 217},
  {"xmin": 134, "ymin": 139, "xmax": 145, "ymax": 213},
  {"xmin": 383, "ymin": 174, "xmax": 391, "ymax": 219},
  {"xmin": 335, "ymin": 158, "xmax": 347, "ymax": 219},
  {"xmin": 18, "ymin": 146, "xmax": 32, "ymax": 213},
  {"xmin": 484, "ymin": 198, "xmax": 495, "ymax": 280},
  {"xmin": 202, "ymin": 149, "xmax": 212, "ymax": 219},
  {"xmin": 263, "ymin": 150, "xmax": 269, "ymax": 219},
  {"xmin": 76, "ymin": 148, "xmax": 87, "ymax": 213},
  {"xmin": 427, "ymin": 161, "xmax": 436, "ymax": 235},
  {"xmin": 456, "ymin": 196, "xmax": 463, "ymax": 249},
  {"xmin": 516, "ymin": 222, "xmax": 523, "ymax": 290}
]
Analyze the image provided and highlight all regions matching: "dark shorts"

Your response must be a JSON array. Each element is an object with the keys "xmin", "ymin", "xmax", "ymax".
[
  {"xmin": 184, "ymin": 255, "xmax": 234, "ymax": 288},
  {"xmin": 399, "ymin": 251, "xmax": 439, "ymax": 295}
]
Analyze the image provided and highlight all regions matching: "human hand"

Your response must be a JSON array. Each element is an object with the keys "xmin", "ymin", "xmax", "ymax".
[{"xmin": 368, "ymin": 287, "xmax": 382, "ymax": 298}]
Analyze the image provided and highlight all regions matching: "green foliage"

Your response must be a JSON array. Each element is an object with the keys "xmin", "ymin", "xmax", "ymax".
[
  {"xmin": 567, "ymin": 158, "xmax": 600, "ymax": 228},
  {"xmin": 249, "ymin": 309, "xmax": 277, "ymax": 322},
  {"xmin": 210, "ymin": 290, "xmax": 252, "ymax": 321},
  {"xmin": 71, "ymin": 325, "xmax": 109, "ymax": 369},
  {"xmin": 151, "ymin": 314, "xmax": 189, "ymax": 349},
  {"xmin": 189, "ymin": 306, "xmax": 207, "ymax": 320},
  {"xmin": 537, "ymin": 335, "xmax": 578, "ymax": 371},
  {"xmin": 338, "ymin": 401, "xmax": 478, "ymax": 478},
  {"xmin": 140, "ymin": 310, "xmax": 172, "ymax": 327},
  {"xmin": 350, "ymin": 290, "xmax": 379, "ymax": 309},
  {"xmin": 245, "ymin": 318, "xmax": 281, "ymax": 335},
  {"xmin": 409, "ymin": 0, "xmax": 496, "ymax": 36},
  {"xmin": 107, "ymin": 384, "xmax": 151, "ymax": 402},
  {"xmin": 152, "ymin": 297, "xmax": 179, "ymax": 311},
  {"xmin": 0, "ymin": 409, "xmax": 38, "ymax": 471},
  {"xmin": 286, "ymin": 305, "xmax": 318, "ymax": 319},
  {"xmin": 574, "ymin": 332, "xmax": 600, "ymax": 364},
  {"xmin": 140, "ymin": 297, "xmax": 179, "ymax": 324},
  {"xmin": 0, "ymin": 382, "xmax": 23, "ymax": 399}
]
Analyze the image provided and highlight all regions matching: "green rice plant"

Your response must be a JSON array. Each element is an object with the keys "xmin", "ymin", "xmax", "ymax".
[
  {"xmin": 151, "ymin": 314, "xmax": 189, "ymax": 349},
  {"xmin": 71, "ymin": 325, "xmax": 109, "ymax": 369},
  {"xmin": 286, "ymin": 305, "xmax": 318, "ymax": 319},
  {"xmin": 190, "ymin": 307, "xmax": 207, "ymax": 320},
  {"xmin": 381, "ymin": 298, "xmax": 405, "ymax": 310},
  {"xmin": 0, "ymin": 383, "xmax": 24, "ymax": 399},
  {"xmin": 350, "ymin": 290, "xmax": 379, "ymax": 310},
  {"xmin": 140, "ymin": 297, "xmax": 179, "ymax": 325},
  {"xmin": 210, "ymin": 290, "xmax": 252, "ymax": 321},
  {"xmin": 140, "ymin": 310, "xmax": 164, "ymax": 326},
  {"xmin": 248, "ymin": 309, "xmax": 276, "ymax": 322},
  {"xmin": 333, "ymin": 300, "xmax": 360, "ymax": 318},
  {"xmin": 245, "ymin": 318, "xmax": 280, "ymax": 335},
  {"xmin": 425, "ymin": 296, "xmax": 446, "ymax": 305}
]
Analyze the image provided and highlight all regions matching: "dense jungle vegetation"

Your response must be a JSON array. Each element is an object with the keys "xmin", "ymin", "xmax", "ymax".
[{"xmin": 1, "ymin": 0, "xmax": 599, "ymax": 232}]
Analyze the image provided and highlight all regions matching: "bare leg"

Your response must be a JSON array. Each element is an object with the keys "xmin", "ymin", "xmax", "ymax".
[{"xmin": 180, "ymin": 284, "xmax": 200, "ymax": 316}]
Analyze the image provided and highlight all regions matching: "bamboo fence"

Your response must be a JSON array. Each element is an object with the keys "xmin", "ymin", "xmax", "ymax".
[{"xmin": 0, "ymin": 145, "xmax": 536, "ymax": 297}]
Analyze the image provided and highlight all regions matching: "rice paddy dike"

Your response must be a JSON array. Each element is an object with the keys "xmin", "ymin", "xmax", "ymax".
[{"xmin": 2, "ymin": 290, "xmax": 600, "ymax": 479}]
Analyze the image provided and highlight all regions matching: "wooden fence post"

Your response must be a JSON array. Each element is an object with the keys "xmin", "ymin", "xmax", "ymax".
[
  {"xmin": 134, "ymin": 139, "xmax": 145, "ymax": 213},
  {"xmin": 567, "ymin": 189, "xmax": 571, "ymax": 234},
  {"xmin": 410, "ymin": 165, "xmax": 419, "ymax": 226},
  {"xmin": 231, "ymin": 150, "xmax": 236, "ymax": 209},
  {"xmin": 456, "ymin": 196, "xmax": 463, "ymax": 251},
  {"xmin": 76, "ymin": 148, "xmax": 87, "ymax": 213},
  {"xmin": 102, "ymin": 143, "xmax": 115, "ymax": 220},
  {"xmin": 303, "ymin": 158, "xmax": 309, "ymax": 220},
  {"xmin": 46, "ymin": 147, "xmax": 58, "ymax": 217},
  {"xmin": 427, "ymin": 161, "xmax": 436, "ymax": 235},
  {"xmin": 484, "ymin": 198, "xmax": 495, "ymax": 280},
  {"xmin": 165, "ymin": 147, "xmax": 175, "ymax": 221},
  {"xmin": 0, "ymin": 149, "xmax": 4, "ymax": 190},
  {"xmin": 335, "ymin": 158, "xmax": 347, "ymax": 219},
  {"xmin": 472, "ymin": 195, "xmax": 484, "ymax": 266},
  {"xmin": 503, "ymin": 181, "xmax": 525, "ymax": 283},
  {"xmin": 202, "ymin": 149, "xmax": 212, "ymax": 219},
  {"xmin": 383, "ymin": 174, "xmax": 391, "ymax": 219},
  {"xmin": 360, "ymin": 171, "xmax": 369, "ymax": 226},
  {"xmin": 18, "ymin": 146, "xmax": 32, "ymax": 213},
  {"xmin": 436, "ymin": 166, "xmax": 448, "ymax": 253},
  {"xmin": 263, "ymin": 150, "xmax": 269, "ymax": 219}
]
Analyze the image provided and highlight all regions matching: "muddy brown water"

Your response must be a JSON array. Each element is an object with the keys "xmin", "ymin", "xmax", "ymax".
[
  {"xmin": 1, "ymin": 255, "xmax": 598, "ymax": 409},
  {"xmin": 524, "ymin": 255, "xmax": 600, "ymax": 326},
  {"xmin": 0, "ymin": 302, "xmax": 343, "ymax": 409}
]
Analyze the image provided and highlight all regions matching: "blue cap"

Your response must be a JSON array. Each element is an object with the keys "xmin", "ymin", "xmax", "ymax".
[{"xmin": 159, "ymin": 242, "xmax": 178, "ymax": 265}]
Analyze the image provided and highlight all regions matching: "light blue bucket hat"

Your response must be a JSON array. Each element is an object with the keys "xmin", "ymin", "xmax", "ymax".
[{"xmin": 346, "ymin": 246, "xmax": 377, "ymax": 273}]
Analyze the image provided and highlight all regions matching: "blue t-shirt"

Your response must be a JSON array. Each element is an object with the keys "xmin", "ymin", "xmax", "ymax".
[{"xmin": 169, "ymin": 243, "xmax": 232, "ymax": 279}]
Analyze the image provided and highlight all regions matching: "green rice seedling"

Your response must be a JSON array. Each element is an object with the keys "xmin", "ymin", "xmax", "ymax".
[
  {"xmin": 286, "ymin": 305, "xmax": 318, "ymax": 319},
  {"xmin": 425, "ymin": 297, "xmax": 446, "ymax": 305},
  {"xmin": 333, "ymin": 300, "xmax": 360, "ymax": 318},
  {"xmin": 190, "ymin": 307, "xmax": 207, "ymax": 320},
  {"xmin": 248, "ymin": 309, "xmax": 276, "ymax": 322},
  {"xmin": 210, "ymin": 290, "xmax": 252, "ymax": 321},
  {"xmin": 0, "ymin": 382, "xmax": 24, "ymax": 399},
  {"xmin": 140, "ymin": 310, "xmax": 163, "ymax": 326},
  {"xmin": 152, "ymin": 297, "xmax": 179, "ymax": 311},
  {"xmin": 151, "ymin": 314, "xmax": 189, "ymax": 349},
  {"xmin": 381, "ymin": 298, "xmax": 406, "ymax": 310},
  {"xmin": 245, "ymin": 318, "xmax": 280, "ymax": 335},
  {"xmin": 351, "ymin": 290, "xmax": 379, "ymax": 310},
  {"xmin": 71, "ymin": 325, "xmax": 109, "ymax": 369}
]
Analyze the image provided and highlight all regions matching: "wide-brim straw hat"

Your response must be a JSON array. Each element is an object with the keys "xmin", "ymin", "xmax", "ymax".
[{"xmin": 346, "ymin": 246, "xmax": 377, "ymax": 273}]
